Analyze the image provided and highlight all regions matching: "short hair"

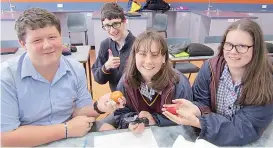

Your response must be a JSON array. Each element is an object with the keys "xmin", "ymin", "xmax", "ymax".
[
  {"xmin": 101, "ymin": 2, "xmax": 125, "ymax": 22},
  {"xmin": 15, "ymin": 8, "xmax": 61, "ymax": 42}
]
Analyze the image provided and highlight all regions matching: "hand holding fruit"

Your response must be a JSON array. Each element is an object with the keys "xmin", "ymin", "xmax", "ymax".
[
  {"xmin": 97, "ymin": 91, "xmax": 126, "ymax": 113},
  {"xmin": 162, "ymin": 99, "xmax": 201, "ymax": 128}
]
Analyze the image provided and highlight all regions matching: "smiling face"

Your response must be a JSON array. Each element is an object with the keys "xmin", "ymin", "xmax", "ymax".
[
  {"xmin": 135, "ymin": 41, "xmax": 166, "ymax": 82},
  {"xmin": 19, "ymin": 26, "xmax": 62, "ymax": 67},
  {"xmin": 223, "ymin": 29, "xmax": 253, "ymax": 70},
  {"xmin": 102, "ymin": 18, "xmax": 126, "ymax": 42}
]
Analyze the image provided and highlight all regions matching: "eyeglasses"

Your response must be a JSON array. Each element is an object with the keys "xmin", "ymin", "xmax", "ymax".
[
  {"xmin": 102, "ymin": 22, "xmax": 122, "ymax": 31},
  {"xmin": 223, "ymin": 42, "xmax": 253, "ymax": 54}
]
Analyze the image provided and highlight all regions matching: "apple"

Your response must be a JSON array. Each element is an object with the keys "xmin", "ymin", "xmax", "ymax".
[{"xmin": 166, "ymin": 107, "xmax": 178, "ymax": 115}]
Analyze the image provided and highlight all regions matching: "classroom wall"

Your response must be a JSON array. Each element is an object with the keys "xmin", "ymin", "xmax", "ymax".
[
  {"xmin": 2, "ymin": 0, "xmax": 273, "ymax": 12},
  {"xmin": 2, "ymin": 0, "xmax": 273, "ymax": 3}
]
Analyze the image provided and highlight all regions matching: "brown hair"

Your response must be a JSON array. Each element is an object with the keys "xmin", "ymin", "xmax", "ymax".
[
  {"xmin": 101, "ymin": 2, "xmax": 125, "ymax": 22},
  {"xmin": 218, "ymin": 19, "xmax": 273, "ymax": 105},
  {"xmin": 15, "ymin": 8, "xmax": 61, "ymax": 42},
  {"xmin": 125, "ymin": 31, "xmax": 179, "ymax": 91}
]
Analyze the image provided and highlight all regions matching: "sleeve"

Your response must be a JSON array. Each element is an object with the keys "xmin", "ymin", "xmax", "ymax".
[
  {"xmin": 198, "ymin": 104, "xmax": 273, "ymax": 146},
  {"xmin": 75, "ymin": 63, "xmax": 92, "ymax": 108},
  {"xmin": 191, "ymin": 61, "xmax": 213, "ymax": 114},
  {"xmin": 1, "ymin": 67, "xmax": 20, "ymax": 132},
  {"xmin": 151, "ymin": 113, "xmax": 177, "ymax": 127},
  {"xmin": 91, "ymin": 39, "xmax": 112, "ymax": 84},
  {"xmin": 114, "ymin": 76, "xmax": 138, "ymax": 129},
  {"xmin": 153, "ymin": 72, "xmax": 194, "ymax": 127},
  {"xmin": 175, "ymin": 72, "xmax": 193, "ymax": 101}
]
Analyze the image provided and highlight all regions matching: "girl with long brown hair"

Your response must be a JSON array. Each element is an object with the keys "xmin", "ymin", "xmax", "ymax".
[
  {"xmin": 163, "ymin": 19, "xmax": 273, "ymax": 146},
  {"xmin": 99, "ymin": 31, "xmax": 192, "ymax": 133}
]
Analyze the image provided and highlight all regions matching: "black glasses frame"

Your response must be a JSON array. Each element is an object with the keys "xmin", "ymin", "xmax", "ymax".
[{"xmin": 222, "ymin": 42, "xmax": 253, "ymax": 54}]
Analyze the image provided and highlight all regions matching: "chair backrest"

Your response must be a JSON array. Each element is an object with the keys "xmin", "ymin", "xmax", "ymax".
[
  {"xmin": 153, "ymin": 13, "xmax": 168, "ymax": 31},
  {"xmin": 67, "ymin": 13, "xmax": 87, "ymax": 32},
  {"xmin": 165, "ymin": 37, "xmax": 191, "ymax": 46},
  {"xmin": 1, "ymin": 40, "xmax": 20, "ymax": 48},
  {"xmin": 264, "ymin": 35, "xmax": 273, "ymax": 41},
  {"xmin": 204, "ymin": 36, "xmax": 222, "ymax": 43}
]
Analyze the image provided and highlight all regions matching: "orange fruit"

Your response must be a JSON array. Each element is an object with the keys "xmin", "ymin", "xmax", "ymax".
[{"xmin": 110, "ymin": 91, "xmax": 123, "ymax": 103}]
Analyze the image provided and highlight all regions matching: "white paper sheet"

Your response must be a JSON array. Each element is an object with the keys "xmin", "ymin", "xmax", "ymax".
[
  {"xmin": 172, "ymin": 135, "xmax": 218, "ymax": 148},
  {"xmin": 172, "ymin": 135, "xmax": 194, "ymax": 148},
  {"xmin": 94, "ymin": 128, "xmax": 159, "ymax": 148}
]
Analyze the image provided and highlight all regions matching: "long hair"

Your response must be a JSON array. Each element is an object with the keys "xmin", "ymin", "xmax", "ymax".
[
  {"xmin": 218, "ymin": 19, "xmax": 273, "ymax": 105},
  {"xmin": 125, "ymin": 31, "xmax": 179, "ymax": 91}
]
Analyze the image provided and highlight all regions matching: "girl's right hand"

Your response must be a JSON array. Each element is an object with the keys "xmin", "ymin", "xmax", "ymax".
[{"xmin": 128, "ymin": 122, "xmax": 145, "ymax": 134}]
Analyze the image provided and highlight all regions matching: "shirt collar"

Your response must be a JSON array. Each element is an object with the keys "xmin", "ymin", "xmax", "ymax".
[
  {"xmin": 21, "ymin": 54, "xmax": 70, "ymax": 80},
  {"xmin": 220, "ymin": 64, "xmax": 241, "ymax": 86}
]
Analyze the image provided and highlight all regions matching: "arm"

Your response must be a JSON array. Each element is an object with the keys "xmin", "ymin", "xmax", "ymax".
[
  {"xmin": 192, "ymin": 61, "xmax": 213, "ymax": 114},
  {"xmin": 0, "ymin": 68, "xmax": 65, "ymax": 147},
  {"xmin": 71, "ymin": 63, "xmax": 99, "ymax": 118},
  {"xmin": 192, "ymin": 61, "xmax": 273, "ymax": 145},
  {"xmin": 113, "ymin": 77, "xmax": 138, "ymax": 129},
  {"xmin": 153, "ymin": 72, "xmax": 194, "ymax": 127},
  {"xmin": 1, "ymin": 124, "xmax": 65, "ymax": 147},
  {"xmin": 199, "ymin": 104, "xmax": 273, "ymax": 146},
  {"xmin": 91, "ymin": 39, "xmax": 112, "ymax": 84},
  {"xmin": 175, "ymin": 71, "xmax": 193, "ymax": 101}
]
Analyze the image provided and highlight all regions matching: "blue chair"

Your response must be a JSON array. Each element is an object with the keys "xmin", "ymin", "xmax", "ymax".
[
  {"xmin": 165, "ymin": 38, "xmax": 200, "ymax": 79},
  {"xmin": 149, "ymin": 13, "xmax": 168, "ymax": 38},
  {"xmin": 67, "ymin": 13, "xmax": 88, "ymax": 45},
  {"xmin": 204, "ymin": 36, "xmax": 222, "ymax": 43},
  {"xmin": 1, "ymin": 40, "xmax": 20, "ymax": 48},
  {"xmin": 264, "ymin": 35, "xmax": 273, "ymax": 41}
]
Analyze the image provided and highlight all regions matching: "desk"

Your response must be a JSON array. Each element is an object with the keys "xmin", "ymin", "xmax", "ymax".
[
  {"xmin": 43, "ymin": 121, "xmax": 273, "ymax": 147},
  {"xmin": 1, "ymin": 46, "xmax": 93, "ymax": 94},
  {"xmin": 169, "ymin": 43, "xmax": 219, "ymax": 66}
]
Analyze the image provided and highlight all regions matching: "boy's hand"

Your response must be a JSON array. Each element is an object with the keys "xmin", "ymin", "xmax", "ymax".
[{"xmin": 104, "ymin": 49, "xmax": 120, "ymax": 70}]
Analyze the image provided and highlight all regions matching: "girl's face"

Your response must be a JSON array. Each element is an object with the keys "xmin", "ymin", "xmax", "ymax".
[
  {"xmin": 223, "ymin": 30, "xmax": 253, "ymax": 70},
  {"xmin": 135, "ymin": 41, "xmax": 165, "ymax": 82}
]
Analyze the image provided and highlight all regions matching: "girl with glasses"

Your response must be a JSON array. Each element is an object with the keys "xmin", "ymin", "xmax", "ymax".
[{"xmin": 163, "ymin": 19, "xmax": 273, "ymax": 146}]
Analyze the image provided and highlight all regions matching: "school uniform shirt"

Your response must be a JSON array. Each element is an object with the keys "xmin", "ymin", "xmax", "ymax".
[{"xmin": 1, "ymin": 53, "xmax": 92, "ymax": 132}]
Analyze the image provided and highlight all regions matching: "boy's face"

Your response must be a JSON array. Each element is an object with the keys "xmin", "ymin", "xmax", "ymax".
[
  {"xmin": 102, "ymin": 18, "xmax": 126, "ymax": 42},
  {"xmin": 20, "ymin": 26, "xmax": 63, "ymax": 67}
]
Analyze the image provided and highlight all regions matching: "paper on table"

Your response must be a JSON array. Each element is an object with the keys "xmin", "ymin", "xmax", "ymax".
[
  {"xmin": 172, "ymin": 135, "xmax": 218, "ymax": 148},
  {"xmin": 172, "ymin": 135, "xmax": 194, "ymax": 148},
  {"xmin": 94, "ymin": 128, "xmax": 159, "ymax": 148},
  {"xmin": 193, "ymin": 139, "xmax": 218, "ymax": 148}
]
